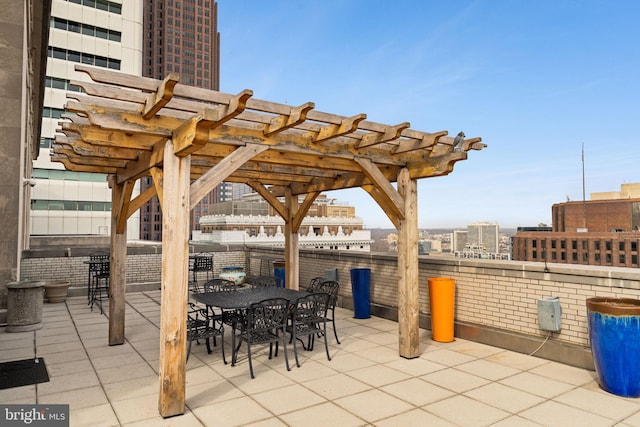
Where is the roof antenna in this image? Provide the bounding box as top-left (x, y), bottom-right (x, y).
top-left (582, 143), bottom-right (586, 229)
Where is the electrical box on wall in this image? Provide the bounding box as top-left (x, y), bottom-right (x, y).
top-left (537, 296), bottom-right (562, 332)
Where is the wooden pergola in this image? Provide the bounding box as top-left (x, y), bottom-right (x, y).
top-left (53, 65), bottom-right (485, 417)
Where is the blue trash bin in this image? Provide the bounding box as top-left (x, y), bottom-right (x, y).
top-left (273, 260), bottom-right (285, 287)
top-left (350, 268), bottom-right (371, 319)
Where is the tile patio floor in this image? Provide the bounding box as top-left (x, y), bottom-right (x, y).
top-left (2, 290), bottom-right (640, 426)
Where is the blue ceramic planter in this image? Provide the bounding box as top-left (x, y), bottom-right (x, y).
top-left (587, 297), bottom-right (640, 397)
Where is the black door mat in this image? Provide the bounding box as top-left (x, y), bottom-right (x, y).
top-left (0, 358), bottom-right (49, 390)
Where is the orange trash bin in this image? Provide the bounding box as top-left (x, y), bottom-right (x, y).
top-left (428, 278), bottom-right (456, 342)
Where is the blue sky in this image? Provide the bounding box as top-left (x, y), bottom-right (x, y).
top-left (217, 0), bottom-right (640, 229)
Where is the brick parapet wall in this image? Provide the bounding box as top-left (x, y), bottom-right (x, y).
top-left (20, 245), bottom-right (640, 351)
top-left (250, 248), bottom-right (640, 349)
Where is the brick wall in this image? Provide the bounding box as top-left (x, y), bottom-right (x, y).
top-left (21, 245), bottom-right (640, 363)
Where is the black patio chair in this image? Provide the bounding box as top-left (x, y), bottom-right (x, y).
top-left (189, 253), bottom-right (213, 291)
top-left (231, 297), bottom-right (291, 379)
top-left (203, 278), bottom-right (236, 293)
top-left (202, 278), bottom-right (243, 335)
top-left (186, 302), bottom-right (226, 364)
top-left (249, 275), bottom-right (280, 288)
top-left (307, 279), bottom-right (341, 344)
top-left (287, 292), bottom-right (331, 367)
top-left (88, 251), bottom-right (110, 314)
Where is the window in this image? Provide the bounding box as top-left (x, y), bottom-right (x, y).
top-left (606, 241), bottom-right (613, 251)
top-left (595, 241), bottom-right (601, 250)
top-left (582, 240), bottom-right (588, 250)
top-left (620, 254), bottom-right (626, 264)
top-left (620, 242), bottom-right (626, 251)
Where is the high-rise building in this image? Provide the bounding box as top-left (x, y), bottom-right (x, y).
top-left (32, 0), bottom-right (143, 238)
top-left (453, 222), bottom-right (505, 259)
top-left (467, 222), bottom-right (499, 254)
top-left (139, 0), bottom-right (221, 240)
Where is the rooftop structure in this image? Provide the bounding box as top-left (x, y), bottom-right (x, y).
top-left (33, 0), bottom-right (142, 239)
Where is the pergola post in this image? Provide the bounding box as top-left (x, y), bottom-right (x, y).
top-left (284, 187), bottom-right (300, 290)
top-left (158, 140), bottom-right (190, 417)
top-left (108, 180), bottom-right (127, 345)
top-left (397, 168), bottom-right (420, 358)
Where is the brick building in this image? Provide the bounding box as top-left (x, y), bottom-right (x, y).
top-left (513, 196), bottom-right (640, 268)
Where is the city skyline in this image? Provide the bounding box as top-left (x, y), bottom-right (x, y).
top-left (216, 0), bottom-right (640, 229)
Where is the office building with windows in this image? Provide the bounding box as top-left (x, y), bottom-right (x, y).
top-left (32, 0), bottom-right (143, 238)
top-left (513, 184), bottom-right (640, 268)
top-left (138, 0), bottom-right (222, 240)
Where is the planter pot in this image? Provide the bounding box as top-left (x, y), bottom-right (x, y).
top-left (586, 297), bottom-right (640, 397)
top-left (428, 278), bottom-right (456, 342)
top-left (43, 281), bottom-right (71, 303)
top-left (350, 268), bottom-right (371, 319)
top-left (6, 281), bottom-right (45, 332)
top-left (220, 266), bottom-right (246, 285)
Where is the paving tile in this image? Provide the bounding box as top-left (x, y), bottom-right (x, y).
top-left (251, 383), bottom-right (325, 415)
top-left (103, 376), bottom-right (158, 402)
top-left (334, 389), bottom-right (413, 423)
top-left (384, 355), bottom-right (446, 376)
top-left (226, 365), bottom-right (295, 395)
top-left (519, 400), bottom-right (615, 426)
top-left (381, 377), bottom-right (455, 407)
top-left (46, 358), bottom-right (94, 376)
top-left (485, 350), bottom-right (550, 371)
top-left (40, 385), bottom-right (109, 411)
top-left (111, 392), bottom-right (162, 424)
top-left (421, 367), bottom-right (491, 393)
top-left (455, 358), bottom-right (521, 381)
top-left (300, 372), bottom-right (371, 400)
top-left (420, 347), bottom-right (478, 369)
top-left (96, 361), bottom-right (157, 384)
top-left (376, 408), bottom-right (456, 427)
top-left (424, 395), bottom-right (510, 427)
top-left (279, 401), bottom-right (365, 427)
top-left (499, 371), bottom-right (577, 399)
top-left (464, 382), bottom-right (547, 413)
top-left (358, 344), bottom-right (402, 364)
top-left (444, 340), bottom-right (504, 358)
top-left (555, 387), bottom-right (640, 421)
top-left (530, 360), bottom-right (598, 386)
top-left (192, 395), bottom-right (273, 427)
top-left (186, 379), bottom-right (245, 408)
top-left (346, 363), bottom-right (411, 388)
top-left (122, 411), bottom-right (203, 426)
top-left (315, 351), bottom-right (377, 372)
top-left (68, 402), bottom-right (120, 427)
top-left (37, 370), bottom-right (101, 395)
